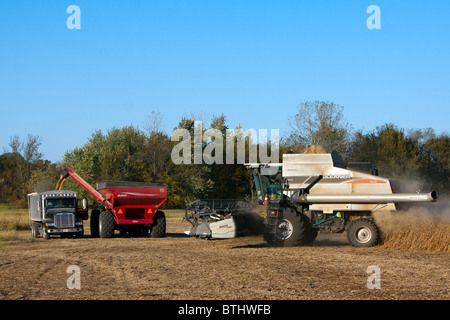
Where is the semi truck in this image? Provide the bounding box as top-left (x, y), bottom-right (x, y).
top-left (28, 190), bottom-right (88, 239)
top-left (246, 152), bottom-right (437, 247)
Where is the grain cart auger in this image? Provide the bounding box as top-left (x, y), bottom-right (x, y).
top-left (184, 199), bottom-right (264, 239)
top-left (246, 152), bottom-right (437, 247)
top-left (56, 167), bottom-right (167, 238)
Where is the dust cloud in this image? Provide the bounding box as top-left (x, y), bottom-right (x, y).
top-left (373, 198), bottom-right (450, 252)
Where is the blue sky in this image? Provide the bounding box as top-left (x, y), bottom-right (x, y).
top-left (1, 0), bottom-right (449, 162)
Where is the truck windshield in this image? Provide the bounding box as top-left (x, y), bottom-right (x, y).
top-left (45, 198), bottom-right (77, 209)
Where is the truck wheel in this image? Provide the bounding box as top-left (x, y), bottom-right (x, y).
top-left (31, 223), bottom-right (40, 238)
top-left (347, 218), bottom-right (380, 247)
top-left (43, 228), bottom-right (50, 240)
top-left (99, 211), bottom-right (116, 238)
top-left (271, 207), bottom-right (309, 246)
top-left (150, 210), bottom-right (166, 238)
top-left (75, 230), bottom-right (84, 238)
top-left (90, 210), bottom-right (100, 238)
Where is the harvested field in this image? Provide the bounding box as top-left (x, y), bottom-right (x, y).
top-left (0, 209), bottom-right (449, 301)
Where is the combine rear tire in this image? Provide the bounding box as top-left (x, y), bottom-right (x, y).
top-left (99, 211), bottom-right (115, 238)
top-left (150, 210), bottom-right (166, 238)
top-left (347, 218), bottom-right (380, 247)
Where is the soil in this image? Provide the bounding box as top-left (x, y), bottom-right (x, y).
top-left (0, 220), bottom-right (448, 300)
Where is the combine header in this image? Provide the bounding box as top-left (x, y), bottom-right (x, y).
top-left (56, 167), bottom-right (167, 238)
top-left (185, 199), bottom-right (264, 239)
top-left (247, 152), bottom-right (437, 247)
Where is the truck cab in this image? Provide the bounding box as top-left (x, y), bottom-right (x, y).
top-left (28, 191), bottom-right (88, 239)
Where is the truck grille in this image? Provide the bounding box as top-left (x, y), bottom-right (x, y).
top-left (54, 213), bottom-right (75, 228)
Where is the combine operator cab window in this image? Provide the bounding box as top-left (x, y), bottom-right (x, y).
top-left (253, 166), bottom-right (282, 203)
top-left (45, 198), bottom-right (77, 209)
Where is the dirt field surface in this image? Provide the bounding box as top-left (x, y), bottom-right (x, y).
top-left (0, 220), bottom-right (448, 300)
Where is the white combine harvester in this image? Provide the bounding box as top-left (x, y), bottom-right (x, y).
top-left (246, 151), bottom-right (436, 247)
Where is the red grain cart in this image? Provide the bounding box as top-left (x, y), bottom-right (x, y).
top-left (56, 167), bottom-right (167, 238)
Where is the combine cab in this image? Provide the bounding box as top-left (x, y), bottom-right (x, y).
top-left (247, 152), bottom-right (437, 247)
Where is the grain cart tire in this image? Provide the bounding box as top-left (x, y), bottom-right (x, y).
top-left (347, 218), bottom-right (380, 247)
top-left (150, 210), bottom-right (166, 238)
top-left (271, 207), bottom-right (309, 246)
top-left (90, 209), bottom-right (100, 238)
top-left (99, 211), bottom-right (116, 238)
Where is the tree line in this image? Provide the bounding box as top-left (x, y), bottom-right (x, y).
top-left (1, 102), bottom-right (448, 208)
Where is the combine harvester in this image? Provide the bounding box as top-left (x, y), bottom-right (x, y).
top-left (56, 167), bottom-right (167, 238)
top-left (246, 152), bottom-right (437, 247)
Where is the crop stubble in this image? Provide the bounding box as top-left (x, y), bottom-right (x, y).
top-left (0, 220), bottom-right (448, 300)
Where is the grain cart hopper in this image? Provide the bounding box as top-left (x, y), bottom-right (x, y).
top-left (28, 190), bottom-right (88, 239)
top-left (246, 152), bottom-right (437, 247)
top-left (185, 199), bottom-right (264, 239)
top-left (56, 167), bottom-right (167, 238)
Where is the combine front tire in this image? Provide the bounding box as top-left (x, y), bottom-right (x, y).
top-left (269, 207), bottom-right (310, 246)
top-left (99, 211), bottom-right (116, 238)
top-left (347, 218), bottom-right (380, 247)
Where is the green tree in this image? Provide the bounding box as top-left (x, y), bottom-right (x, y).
top-left (169, 116), bottom-right (214, 206)
top-left (348, 124), bottom-right (422, 180)
top-left (420, 132), bottom-right (449, 195)
top-left (0, 135), bottom-right (44, 205)
top-left (63, 126), bottom-right (148, 201)
top-left (0, 153), bottom-right (23, 203)
top-left (285, 101), bottom-right (352, 156)
top-left (27, 160), bottom-right (60, 193)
